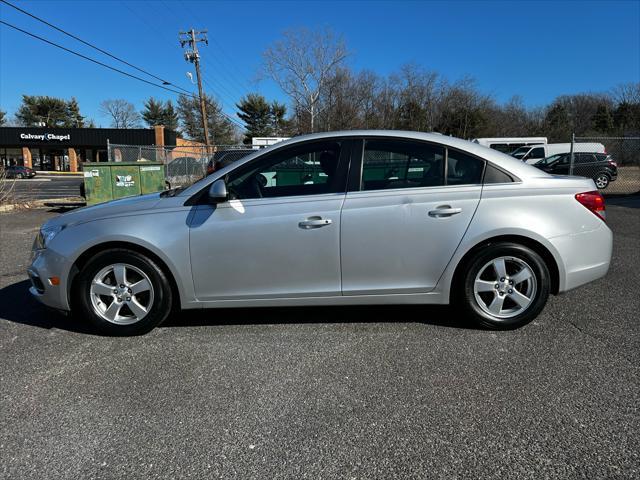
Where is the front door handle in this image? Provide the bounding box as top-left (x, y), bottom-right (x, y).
top-left (428, 205), bottom-right (462, 218)
top-left (299, 216), bottom-right (332, 229)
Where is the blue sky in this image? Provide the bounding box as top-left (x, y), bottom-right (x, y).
top-left (1, 0), bottom-right (639, 126)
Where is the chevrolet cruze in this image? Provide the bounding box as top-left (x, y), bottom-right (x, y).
top-left (28, 131), bottom-right (613, 335)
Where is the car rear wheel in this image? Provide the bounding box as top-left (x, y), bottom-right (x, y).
top-left (73, 249), bottom-right (173, 335)
top-left (594, 173), bottom-right (610, 189)
top-left (459, 242), bottom-right (550, 330)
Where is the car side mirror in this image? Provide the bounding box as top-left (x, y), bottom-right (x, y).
top-left (208, 179), bottom-right (228, 203)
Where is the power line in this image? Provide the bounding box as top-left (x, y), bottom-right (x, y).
top-left (120, 0), bottom-right (244, 117)
top-left (176, 0), bottom-right (254, 93)
top-left (0, 0), bottom-right (191, 94)
top-left (0, 19), bottom-right (196, 98)
top-left (0, 20), bottom-right (245, 131)
top-left (154, 0), bottom-right (250, 100)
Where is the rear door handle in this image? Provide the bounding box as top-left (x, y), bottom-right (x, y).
top-left (299, 216), bottom-right (332, 229)
top-left (428, 205), bottom-right (462, 218)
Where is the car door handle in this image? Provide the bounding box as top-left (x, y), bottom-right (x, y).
top-left (428, 206), bottom-right (462, 218)
top-left (299, 216), bottom-right (332, 229)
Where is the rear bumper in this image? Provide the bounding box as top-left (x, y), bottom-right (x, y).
top-left (549, 222), bottom-right (613, 293)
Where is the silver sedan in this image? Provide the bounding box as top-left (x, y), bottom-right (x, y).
top-left (28, 131), bottom-right (612, 335)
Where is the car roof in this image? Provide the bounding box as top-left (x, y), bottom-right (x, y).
top-left (275, 130), bottom-right (545, 178)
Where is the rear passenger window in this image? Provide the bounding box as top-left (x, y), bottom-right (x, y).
top-left (361, 140), bottom-right (445, 191)
top-left (447, 150), bottom-right (484, 185)
top-left (576, 153), bottom-right (596, 163)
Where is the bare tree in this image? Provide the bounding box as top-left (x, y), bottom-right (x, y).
top-left (611, 82), bottom-right (640, 105)
top-left (263, 27), bottom-right (348, 133)
top-left (99, 99), bottom-right (141, 128)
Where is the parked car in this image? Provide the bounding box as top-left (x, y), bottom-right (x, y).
top-left (28, 131), bottom-right (612, 335)
top-left (533, 152), bottom-right (618, 189)
top-left (511, 143), bottom-right (606, 164)
top-left (4, 165), bottom-right (36, 179)
top-left (206, 149), bottom-right (255, 175)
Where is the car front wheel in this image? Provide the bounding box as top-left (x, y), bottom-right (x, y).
top-left (73, 249), bottom-right (173, 335)
top-left (459, 242), bottom-right (550, 330)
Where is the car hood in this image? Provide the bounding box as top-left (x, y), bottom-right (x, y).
top-left (44, 193), bottom-right (163, 228)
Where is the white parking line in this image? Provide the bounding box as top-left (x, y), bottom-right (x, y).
top-left (1, 178), bottom-right (52, 182)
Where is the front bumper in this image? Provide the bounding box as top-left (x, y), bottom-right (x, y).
top-left (28, 248), bottom-right (71, 311)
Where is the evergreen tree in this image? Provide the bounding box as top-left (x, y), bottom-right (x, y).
top-left (177, 94), bottom-right (236, 144)
top-left (236, 94), bottom-right (273, 144)
top-left (544, 103), bottom-right (571, 142)
top-left (270, 100), bottom-right (288, 136)
top-left (163, 100), bottom-right (179, 132)
top-left (15, 95), bottom-right (83, 127)
top-left (142, 98), bottom-right (180, 133)
top-left (66, 97), bottom-right (85, 127)
top-left (141, 98), bottom-right (165, 126)
top-left (592, 104), bottom-right (614, 133)
top-left (0, 109), bottom-right (6, 126)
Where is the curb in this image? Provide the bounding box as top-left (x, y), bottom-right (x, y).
top-left (0, 197), bottom-right (85, 213)
top-left (36, 171), bottom-right (83, 176)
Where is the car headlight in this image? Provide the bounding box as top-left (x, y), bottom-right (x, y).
top-left (34, 224), bottom-right (64, 250)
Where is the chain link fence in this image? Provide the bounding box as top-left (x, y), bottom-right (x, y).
top-left (107, 143), bottom-right (256, 187)
top-left (107, 137), bottom-right (640, 195)
top-left (570, 136), bottom-right (640, 195)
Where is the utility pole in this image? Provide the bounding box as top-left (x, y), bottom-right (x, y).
top-left (179, 29), bottom-right (211, 147)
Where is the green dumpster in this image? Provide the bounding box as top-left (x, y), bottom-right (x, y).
top-left (83, 162), bottom-right (166, 205)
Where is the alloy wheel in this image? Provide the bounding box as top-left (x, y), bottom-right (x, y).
top-left (89, 263), bottom-right (154, 325)
top-left (473, 256), bottom-right (537, 319)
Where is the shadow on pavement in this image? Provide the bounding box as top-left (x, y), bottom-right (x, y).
top-left (0, 280), bottom-right (93, 334)
top-left (164, 303), bottom-right (471, 330)
top-left (1, 280), bottom-right (473, 334)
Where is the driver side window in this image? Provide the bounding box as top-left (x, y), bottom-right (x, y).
top-left (227, 142), bottom-right (343, 200)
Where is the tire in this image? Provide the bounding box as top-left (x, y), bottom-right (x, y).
top-left (458, 242), bottom-right (550, 330)
top-left (73, 249), bottom-right (173, 335)
top-left (17, 173), bottom-right (24, 179)
top-left (594, 173), bottom-right (610, 189)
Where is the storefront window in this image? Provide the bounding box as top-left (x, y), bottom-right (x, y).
top-left (1, 148), bottom-right (24, 167)
top-left (30, 148), bottom-right (42, 169)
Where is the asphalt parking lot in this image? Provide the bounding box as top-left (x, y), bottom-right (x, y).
top-left (0, 200), bottom-right (638, 479)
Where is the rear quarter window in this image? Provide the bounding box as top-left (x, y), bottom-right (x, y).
top-left (483, 163), bottom-right (514, 184)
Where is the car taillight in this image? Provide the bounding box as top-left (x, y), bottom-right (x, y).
top-left (608, 160), bottom-right (617, 167)
top-left (575, 191), bottom-right (606, 221)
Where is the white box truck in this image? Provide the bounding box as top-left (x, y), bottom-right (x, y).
top-left (471, 137), bottom-right (547, 153)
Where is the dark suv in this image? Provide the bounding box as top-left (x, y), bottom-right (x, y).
top-left (533, 153), bottom-right (617, 189)
top-left (3, 165), bottom-right (37, 179)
